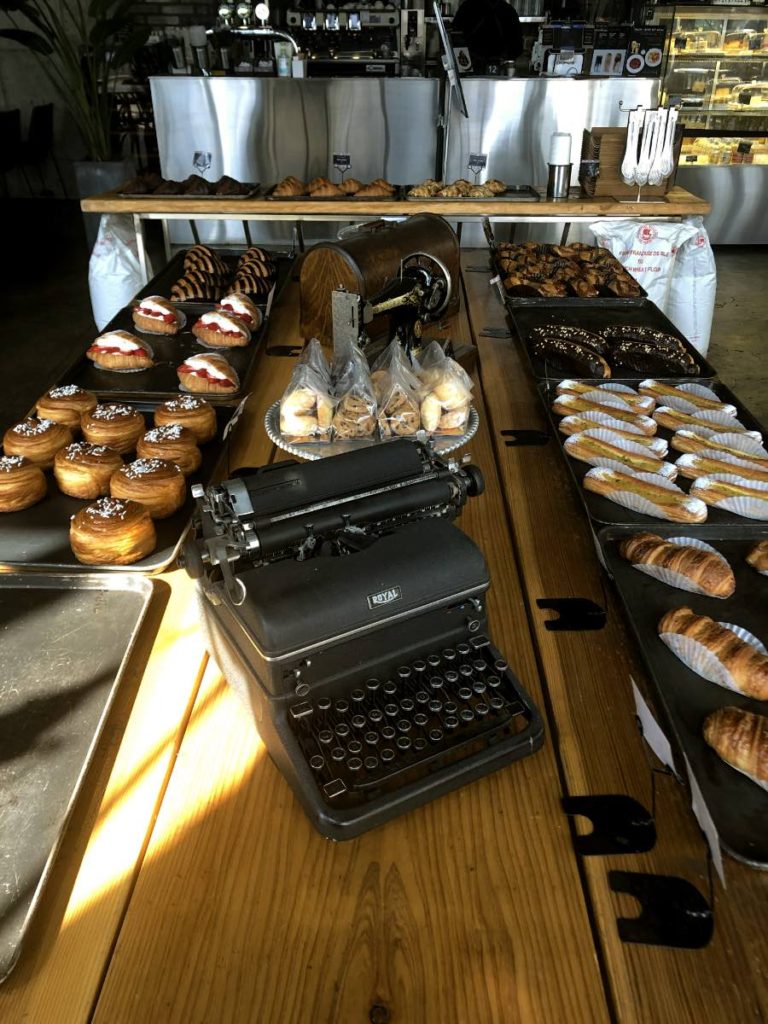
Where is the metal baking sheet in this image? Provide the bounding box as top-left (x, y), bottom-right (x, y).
top-left (0, 571), bottom-right (155, 981)
top-left (510, 301), bottom-right (716, 380)
top-left (57, 250), bottom-right (294, 406)
top-left (493, 246), bottom-right (649, 307)
top-left (599, 524), bottom-right (768, 867)
top-left (0, 403), bottom-right (235, 574)
top-left (118, 183), bottom-right (260, 199)
top-left (263, 184), bottom-right (404, 201)
top-left (540, 378), bottom-right (766, 530)
top-left (405, 185), bottom-right (540, 202)
top-left (265, 401), bottom-right (479, 461)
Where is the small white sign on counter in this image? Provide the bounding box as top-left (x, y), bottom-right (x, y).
top-left (684, 753), bottom-right (726, 889)
top-left (631, 678), bottom-right (677, 777)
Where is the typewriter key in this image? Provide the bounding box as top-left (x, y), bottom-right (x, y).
top-left (366, 678), bottom-right (381, 693)
top-left (369, 708), bottom-right (384, 724)
top-left (475, 703), bottom-right (489, 717)
top-left (458, 687), bottom-right (473, 702)
top-left (384, 703), bottom-right (399, 718)
top-left (444, 715), bottom-right (459, 731)
top-left (473, 660), bottom-right (487, 674)
top-left (348, 757), bottom-right (363, 772)
top-left (473, 681), bottom-right (487, 695)
top-left (381, 748), bottom-right (395, 763)
top-left (428, 728), bottom-right (443, 743)
top-left (494, 659), bottom-right (508, 673)
top-left (397, 666), bottom-right (411, 682)
top-left (348, 740), bottom-right (363, 755)
top-left (396, 719), bottom-right (412, 734)
top-left (414, 712), bottom-right (429, 728)
top-left (457, 643), bottom-right (471, 658)
top-left (335, 699), bottom-right (350, 714)
top-left (335, 723), bottom-right (350, 738)
top-left (318, 729), bottom-right (334, 745)
top-left (331, 747), bottom-right (346, 762)
top-left (429, 676), bottom-right (443, 691)
top-left (470, 634), bottom-right (490, 649)
top-left (364, 731), bottom-right (379, 746)
top-left (412, 659), bottom-right (427, 676)
top-left (364, 756), bottom-right (379, 771)
top-left (460, 708), bottom-right (475, 723)
top-left (489, 696), bottom-right (505, 712)
top-left (317, 697), bottom-right (332, 712)
top-left (351, 688), bottom-right (366, 704)
top-left (381, 725), bottom-right (396, 741)
top-left (309, 754), bottom-right (325, 771)
top-left (487, 674), bottom-right (502, 689)
top-left (351, 714), bottom-right (366, 730)
top-left (400, 697), bottom-right (414, 713)
top-left (428, 698), bottom-right (443, 714)
top-left (383, 682), bottom-right (398, 697)
top-left (427, 654), bottom-right (442, 670)
top-left (415, 690), bottom-right (430, 705)
top-left (396, 736), bottom-right (412, 752)
top-left (444, 670), bottom-right (459, 686)
top-left (459, 664), bottom-right (473, 680)
top-left (442, 648), bottom-right (457, 663)
top-left (444, 701), bottom-right (457, 715)
top-left (413, 737), bottom-right (428, 752)
top-left (289, 702), bottom-right (313, 720)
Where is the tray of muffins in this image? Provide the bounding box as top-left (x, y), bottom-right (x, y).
top-left (58, 244), bottom-right (293, 405)
top-left (264, 175), bottom-right (401, 199)
top-left (0, 387), bottom-right (235, 572)
top-left (118, 172), bottom-right (260, 199)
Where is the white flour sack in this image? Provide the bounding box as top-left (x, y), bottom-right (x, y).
top-left (590, 220), bottom-right (697, 311)
top-left (88, 214), bottom-right (147, 330)
top-left (666, 217), bottom-right (717, 358)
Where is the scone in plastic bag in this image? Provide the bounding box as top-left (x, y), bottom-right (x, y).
top-left (332, 343), bottom-right (377, 441)
top-left (371, 341), bottom-right (422, 438)
top-left (418, 341), bottom-right (473, 436)
top-left (279, 365), bottom-right (334, 442)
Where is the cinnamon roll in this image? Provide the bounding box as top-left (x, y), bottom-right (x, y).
top-left (36, 385), bottom-right (97, 430)
top-left (70, 497), bottom-right (157, 565)
top-left (136, 424), bottom-right (201, 475)
top-left (81, 404), bottom-right (146, 455)
top-left (154, 395), bottom-right (217, 444)
top-left (110, 457), bottom-right (186, 518)
top-left (54, 441), bottom-right (123, 499)
top-left (0, 454), bottom-right (47, 512)
top-left (3, 417), bottom-right (73, 469)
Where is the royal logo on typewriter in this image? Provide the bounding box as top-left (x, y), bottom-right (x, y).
top-left (367, 586), bottom-right (402, 610)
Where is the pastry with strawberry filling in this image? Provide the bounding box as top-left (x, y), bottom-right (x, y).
top-left (87, 331), bottom-right (154, 371)
top-left (177, 354), bottom-right (240, 395)
top-left (132, 295), bottom-right (182, 335)
top-left (192, 310), bottom-right (251, 348)
top-left (216, 292), bottom-right (262, 330)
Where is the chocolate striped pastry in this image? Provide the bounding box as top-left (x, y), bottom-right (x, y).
top-left (603, 326), bottom-right (687, 352)
top-left (531, 336), bottom-right (611, 379)
top-left (612, 341), bottom-right (699, 377)
top-left (238, 246), bottom-right (273, 267)
top-left (236, 258), bottom-right (272, 279)
top-left (232, 273), bottom-right (273, 297)
top-left (529, 325), bottom-right (608, 356)
top-left (171, 270), bottom-right (225, 302)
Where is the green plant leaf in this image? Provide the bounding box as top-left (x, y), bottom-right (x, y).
top-left (14, 2), bottom-right (53, 35)
top-left (0, 26), bottom-right (53, 53)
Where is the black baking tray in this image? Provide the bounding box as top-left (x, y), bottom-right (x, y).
top-left (57, 249), bottom-right (294, 406)
top-left (117, 184), bottom-right (260, 199)
top-left (492, 246), bottom-right (648, 307)
top-left (599, 523), bottom-right (768, 867)
top-left (510, 300), bottom-right (717, 380)
top-left (540, 377), bottom-right (766, 529)
top-left (0, 402), bottom-right (234, 574)
top-left (0, 571), bottom-right (155, 981)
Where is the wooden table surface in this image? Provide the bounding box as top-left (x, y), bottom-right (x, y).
top-left (2, 255), bottom-right (765, 1024)
top-left (80, 186), bottom-right (711, 219)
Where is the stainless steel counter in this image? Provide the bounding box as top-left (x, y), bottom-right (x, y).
top-left (676, 165), bottom-right (768, 244)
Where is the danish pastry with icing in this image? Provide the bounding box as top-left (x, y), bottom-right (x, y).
top-left (81, 404), bottom-right (146, 454)
top-left (0, 454), bottom-right (47, 512)
top-left (110, 457), bottom-right (186, 518)
top-left (177, 354), bottom-right (240, 394)
top-left (3, 417), bottom-right (73, 469)
top-left (36, 385), bottom-right (97, 429)
top-left (136, 423), bottom-right (201, 475)
top-left (192, 310), bottom-right (251, 348)
top-left (86, 330), bottom-right (154, 371)
top-left (132, 295), bottom-right (182, 335)
top-left (154, 395), bottom-right (217, 444)
top-left (54, 441), bottom-right (123, 499)
top-left (70, 496), bottom-right (156, 565)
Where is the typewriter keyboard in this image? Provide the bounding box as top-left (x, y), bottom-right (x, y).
top-left (287, 634), bottom-right (538, 808)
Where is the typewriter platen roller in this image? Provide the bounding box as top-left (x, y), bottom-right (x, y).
top-left (185, 441), bottom-right (543, 839)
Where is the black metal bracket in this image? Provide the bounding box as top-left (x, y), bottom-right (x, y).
top-left (501, 429), bottom-right (549, 447)
top-left (562, 795), bottom-right (656, 856)
top-left (537, 597), bottom-right (607, 631)
top-left (479, 327), bottom-right (512, 339)
top-left (609, 871), bottom-right (713, 949)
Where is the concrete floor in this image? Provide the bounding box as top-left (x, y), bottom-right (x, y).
top-left (0, 200), bottom-right (765, 430)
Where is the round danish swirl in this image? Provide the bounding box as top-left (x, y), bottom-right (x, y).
top-left (3, 417), bottom-right (73, 469)
top-left (81, 404), bottom-right (146, 454)
top-left (154, 395), bottom-right (217, 444)
top-left (36, 385), bottom-right (98, 429)
top-left (136, 424), bottom-right (201, 475)
top-left (0, 454), bottom-right (47, 512)
top-left (110, 457), bottom-right (186, 518)
top-left (70, 496), bottom-right (156, 565)
top-left (54, 441), bottom-right (123, 499)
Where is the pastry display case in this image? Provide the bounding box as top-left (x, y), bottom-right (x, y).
top-left (653, 5), bottom-right (768, 240)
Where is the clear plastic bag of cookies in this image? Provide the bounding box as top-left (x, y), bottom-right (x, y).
top-left (332, 345), bottom-right (378, 441)
top-left (297, 337), bottom-right (332, 384)
top-left (371, 341), bottom-right (423, 438)
top-left (418, 341), bottom-right (474, 436)
top-left (279, 365), bottom-right (335, 442)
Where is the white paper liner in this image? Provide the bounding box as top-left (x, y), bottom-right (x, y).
top-left (655, 407), bottom-right (763, 442)
top-left (632, 536), bottom-right (733, 598)
top-left (195, 337), bottom-right (251, 351)
top-left (554, 396), bottom-right (656, 434)
top-left (133, 310), bottom-right (187, 335)
top-left (690, 473), bottom-right (768, 520)
top-left (581, 390), bottom-right (634, 411)
top-left (557, 380), bottom-right (654, 412)
top-left (560, 411), bottom-right (645, 436)
top-left (677, 450), bottom-right (768, 482)
top-left (660, 621), bottom-right (767, 695)
top-left (565, 429), bottom-right (675, 478)
top-left (584, 468), bottom-right (708, 522)
top-left (661, 393), bottom-right (738, 418)
top-left (708, 432), bottom-right (768, 460)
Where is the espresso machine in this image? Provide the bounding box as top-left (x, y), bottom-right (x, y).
top-left (285, 3), bottom-right (401, 75)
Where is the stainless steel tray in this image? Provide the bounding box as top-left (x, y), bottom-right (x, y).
top-left (118, 184), bottom-right (260, 199)
top-left (265, 401), bottom-right (479, 460)
top-left (0, 403), bottom-right (236, 574)
top-left (406, 185), bottom-right (540, 202)
top-left (0, 571), bottom-right (155, 982)
top-left (263, 184), bottom-right (403, 201)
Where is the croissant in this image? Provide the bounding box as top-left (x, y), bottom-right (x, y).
top-left (658, 607), bottom-right (768, 700)
top-left (747, 540), bottom-right (768, 573)
top-left (339, 178), bottom-right (362, 194)
top-left (704, 706), bottom-right (768, 784)
top-left (620, 532), bottom-right (735, 598)
top-left (354, 183), bottom-right (391, 197)
top-left (307, 176), bottom-right (331, 192)
top-left (272, 180), bottom-right (305, 197)
top-left (309, 182), bottom-right (343, 197)
top-left (370, 178), bottom-right (395, 193)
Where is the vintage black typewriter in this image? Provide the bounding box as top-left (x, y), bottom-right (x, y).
top-left (184, 440), bottom-right (543, 839)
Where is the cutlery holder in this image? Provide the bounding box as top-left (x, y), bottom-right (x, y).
top-left (579, 126), bottom-right (683, 198)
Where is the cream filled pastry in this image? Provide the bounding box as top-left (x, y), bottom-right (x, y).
top-left (136, 423), bottom-right (201, 475)
top-left (132, 294), bottom-right (182, 334)
top-left (0, 454), bottom-right (47, 512)
top-left (3, 417), bottom-right (73, 469)
top-left (36, 384), bottom-right (97, 429)
top-left (216, 292), bottom-right (262, 329)
top-left (81, 403), bottom-right (146, 454)
top-left (70, 496), bottom-right (156, 565)
top-left (54, 441), bottom-right (123, 499)
top-left (110, 457), bottom-right (186, 518)
top-left (154, 395), bottom-right (217, 444)
top-left (86, 330), bottom-right (154, 371)
top-left (192, 310), bottom-right (251, 348)
top-left (177, 354), bottom-right (239, 394)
